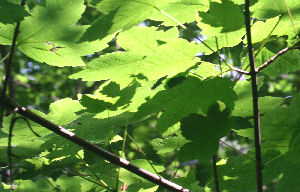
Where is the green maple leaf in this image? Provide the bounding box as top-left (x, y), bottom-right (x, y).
top-left (134, 76), bottom-right (237, 133)
top-left (250, 0), bottom-right (300, 38)
top-left (82, 0), bottom-right (208, 42)
top-left (196, 0), bottom-right (245, 54)
top-left (81, 0), bottom-right (160, 41)
top-left (178, 103), bottom-right (233, 162)
top-left (198, 0), bottom-right (244, 33)
top-left (0, 0), bottom-right (114, 67)
top-left (71, 26), bottom-right (200, 87)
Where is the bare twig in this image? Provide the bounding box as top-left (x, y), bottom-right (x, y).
top-left (127, 133), bottom-right (161, 176)
top-left (244, 1), bottom-right (263, 192)
top-left (219, 140), bottom-right (255, 162)
top-left (65, 168), bottom-right (113, 191)
top-left (283, 0), bottom-right (299, 39)
top-left (8, 114), bottom-right (17, 190)
top-left (256, 47), bottom-right (290, 72)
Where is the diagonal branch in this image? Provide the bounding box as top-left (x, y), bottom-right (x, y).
top-left (1, 96), bottom-right (191, 192)
top-left (256, 47), bottom-right (290, 72)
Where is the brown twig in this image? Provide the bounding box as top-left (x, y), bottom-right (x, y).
top-left (256, 47), bottom-right (290, 72)
top-left (244, 1), bottom-right (263, 192)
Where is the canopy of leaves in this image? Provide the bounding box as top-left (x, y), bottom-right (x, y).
top-left (1, 0), bottom-right (300, 191)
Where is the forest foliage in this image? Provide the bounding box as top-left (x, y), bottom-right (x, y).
top-left (0, 0), bottom-right (300, 191)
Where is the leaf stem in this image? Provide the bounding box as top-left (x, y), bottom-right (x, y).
top-left (219, 140), bottom-right (256, 162)
top-left (116, 113), bottom-right (129, 191)
top-left (283, 0), bottom-right (299, 39)
top-left (126, 133), bottom-right (160, 176)
top-left (0, 52), bottom-right (10, 65)
top-left (76, 153), bottom-right (107, 187)
top-left (244, 1), bottom-right (263, 192)
top-left (65, 168), bottom-right (114, 191)
top-left (212, 155), bottom-right (220, 192)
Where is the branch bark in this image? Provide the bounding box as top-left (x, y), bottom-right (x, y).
top-left (1, 96), bottom-right (191, 192)
top-left (0, 0), bottom-right (26, 127)
top-left (256, 47), bottom-right (290, 72)
top-left (244, 1), bottom-right (263, 192)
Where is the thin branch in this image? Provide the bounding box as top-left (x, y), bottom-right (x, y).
top-left (244, 1), bottom-right (263, 192)
top-left (0, 52), bottom-right (10, 65)
top-left (212, 155), bottom-right (220, 192)
top-left (7, 115), bottom-right (40, 189)
top-left (116, 122), bottom-right (128, 191)
top-left (232, 67), bottom-right (250, 75)
top-left (283, 0), bottom-right (299, 39)
top-left (0, 0), bottom-right (26, 128)
top-left (127, 133), bottom-right (160, 176)
top-left (8, 114), bottom-right (17, 190)
top-left (76, 153), bottom-right (106, 187)
top-left (219, 140), bottom-right (255, 162)
top-left (256, 47), bottom-right (290, 72)
top-left (1, 96), bottom-right (191, 192)
top-left (65, 168), bottom-right (113, 191)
